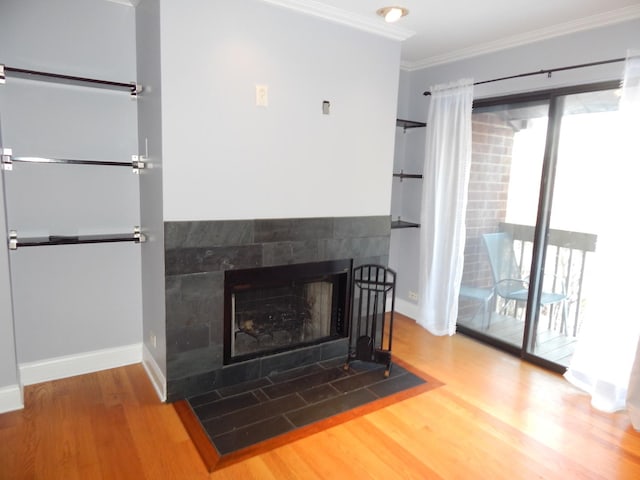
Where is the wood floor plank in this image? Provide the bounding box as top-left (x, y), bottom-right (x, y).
top-left (342, 416), bottom-right (443, 479)
top-left (2, 313), bottom-right (640, 479)
top-left (269, 440), bottom-right (350, 480)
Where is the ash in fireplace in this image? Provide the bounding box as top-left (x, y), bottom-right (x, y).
top-left (229, 277), bottom-right (337, 361)
top-left (234, 300), bottom-right (312, 353)
top-left (236, 303), bottom-right (311, 337)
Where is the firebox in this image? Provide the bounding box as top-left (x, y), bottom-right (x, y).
top-left (223, 259), bottom-right (352, 364)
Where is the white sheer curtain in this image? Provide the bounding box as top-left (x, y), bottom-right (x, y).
top-left (564, 50), bottom-right (640, 417)
top-left (417, 79), bottom-right (474, 335)
top-left (623, 50), bottom-right (640, 429)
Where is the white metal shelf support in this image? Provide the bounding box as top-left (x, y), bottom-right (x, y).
top-left (1, 148), bottom-right (12, 171)
top-left (131, 155), bottom-right (146, 174)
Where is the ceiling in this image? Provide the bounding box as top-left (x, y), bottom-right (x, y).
top-left (264, 0), bottom-right (640, 71)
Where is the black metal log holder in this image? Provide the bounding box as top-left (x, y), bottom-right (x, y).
top-left (345, 264), bottom-right (396, 377)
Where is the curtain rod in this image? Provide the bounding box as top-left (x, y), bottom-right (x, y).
top-left (422, 57), bottom-right (625, 96)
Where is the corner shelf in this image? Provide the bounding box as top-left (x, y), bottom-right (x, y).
top-left (393, 171), bottom-right (423, 181)
top-left (391, 117), bottom-right (425, 231)
top-left (391, 219), bottom-right (420, 229)
top-left (396, 118), bottom-right (426, 132)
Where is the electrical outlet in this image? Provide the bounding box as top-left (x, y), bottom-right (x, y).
top-left (150, 332), bottom-right (157, 349)
top-left (408, 291), bottom-right (418, 301)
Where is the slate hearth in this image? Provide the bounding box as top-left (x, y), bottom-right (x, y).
top-left (176, 357), bottom-right (434, 470)
top-left (164, 216), bottom-right (390, 401)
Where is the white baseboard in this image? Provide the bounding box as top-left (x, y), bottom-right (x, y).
top-left (394, 298), bottom-right (419, 321)
top-left (0, 384), bottom-right (23, 413)
top-left (19, 343), bottom-right (142, 386)
top-left (142, 344), bottom-right (166, 402)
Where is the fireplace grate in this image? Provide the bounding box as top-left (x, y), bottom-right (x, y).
top-left (224, 259), bottom-right (352, 364)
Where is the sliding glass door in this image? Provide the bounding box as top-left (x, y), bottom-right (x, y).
top-left (528, 87), bottom-right (623, 367)
top-left (457, 99), bottom-right (549, 349)
top-left (457, 82), bottom-right (622, 372)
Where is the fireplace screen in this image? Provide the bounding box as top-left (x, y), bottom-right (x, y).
top-left (224, 260), bottom-right (351, 364)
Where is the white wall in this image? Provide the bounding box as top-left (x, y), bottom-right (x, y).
top-left (0, 0), bottom-right (142, 368)
top-left (390, 18), bottom-right (640, 316)
top-left (159, 0), bottom-right (401, 221)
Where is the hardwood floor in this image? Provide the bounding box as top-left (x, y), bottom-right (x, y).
top-left (2, 313), bottom-right (639, 479)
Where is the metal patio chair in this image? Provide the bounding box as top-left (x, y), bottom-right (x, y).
top-left (482, 232), bottom-right (567, 331)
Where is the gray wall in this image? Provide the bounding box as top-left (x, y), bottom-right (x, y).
top-left (0, 171), bottom-right (19, 390)
top-left (136, 0), bottom-right (167, 378)
top-left (0, 0), bottom-right (142, 363)
top-left (159, 0), bottom-right (401, 222)
top-left (390, 18), bottom-right (640, 315)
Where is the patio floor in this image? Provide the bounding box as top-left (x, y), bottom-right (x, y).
top-left (457, 311), bottom-right (577, 367)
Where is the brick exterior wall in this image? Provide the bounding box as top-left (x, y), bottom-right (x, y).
top-left (458, 113), bottom-right (515, 320)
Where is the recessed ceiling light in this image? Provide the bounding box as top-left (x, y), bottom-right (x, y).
top-left (376, 6), bottom-right (409, 23)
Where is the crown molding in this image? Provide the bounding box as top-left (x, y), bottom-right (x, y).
top-left (104, 0), bottom-right (139, 6)
top-left (261, 0), bottom-right (415, 41)
top-left (401, 4), bottom-right (640, 71)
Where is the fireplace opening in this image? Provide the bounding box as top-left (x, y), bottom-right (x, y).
top-left (223, 259), bottom-right (352, 364)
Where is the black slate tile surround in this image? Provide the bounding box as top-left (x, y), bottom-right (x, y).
top-left (187, 359), bottom-right (426, 456)
top-left (164, 216), bottom-right (390, 401)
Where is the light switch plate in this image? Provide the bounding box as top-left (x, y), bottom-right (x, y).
top-left (256, 84), bottom-right (268, 107)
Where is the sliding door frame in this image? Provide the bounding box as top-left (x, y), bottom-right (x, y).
top-left (458, 80), bottom-right (621, 374)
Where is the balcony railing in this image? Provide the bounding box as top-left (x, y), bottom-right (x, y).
top-left (499, 222), bottom-right (597, 336)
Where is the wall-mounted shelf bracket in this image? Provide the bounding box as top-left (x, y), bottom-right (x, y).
top-left (132, 155), bottom-right (146, 174)
top-left (133, 226), bottom-right (146, 243)
top-left (1, 148), bottom-right (12, 171)
top-left (8, 230), bottom-right (18, 250)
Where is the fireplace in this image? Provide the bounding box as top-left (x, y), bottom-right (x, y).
top-left (164, 216), bottom-right (390, 401)
top-left (224, 259), bottom-right (352, 364)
